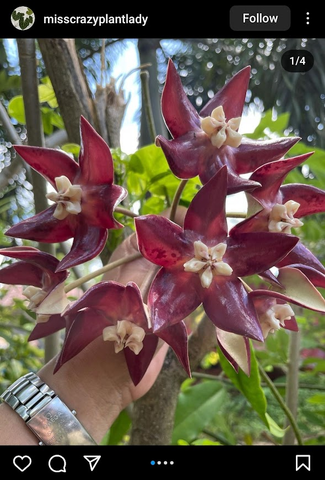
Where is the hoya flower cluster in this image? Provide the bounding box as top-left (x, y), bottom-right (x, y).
top-left (2, 59), bottom-right (325, 385)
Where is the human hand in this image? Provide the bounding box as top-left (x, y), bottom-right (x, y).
top-left (38, 206), bottom-right (187, 443)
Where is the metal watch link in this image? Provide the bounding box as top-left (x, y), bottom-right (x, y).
top-left (0, 372), bottom-right (96, 445)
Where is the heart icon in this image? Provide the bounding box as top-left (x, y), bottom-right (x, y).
top-left (13, 455), bottom-right (32, 472)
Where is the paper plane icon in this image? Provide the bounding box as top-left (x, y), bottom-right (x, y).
top-left (83, 455), bottom-right (101, 472)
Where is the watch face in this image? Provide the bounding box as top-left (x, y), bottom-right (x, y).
top-left (27, 396), bottom-right (95, 446)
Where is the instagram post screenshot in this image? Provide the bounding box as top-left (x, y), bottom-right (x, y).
top-left (0, 3), bottom-right (324, 476)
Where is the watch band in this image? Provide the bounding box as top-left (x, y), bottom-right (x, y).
top-left (0, 372), bottom-right (96, 445)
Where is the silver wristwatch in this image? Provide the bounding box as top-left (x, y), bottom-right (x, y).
top-left (0, 372), bottom-right (96, 445)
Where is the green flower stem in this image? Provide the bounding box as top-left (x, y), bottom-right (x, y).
top-left (258, 363), bottom-right (303, 445)
top-left (64, 252), bottom-right (142, 293)
top-left (115, 206), bottom-right (139, 218)
top-left (169, 179), bottom-right (188, 222)
top-left (192, 371), bottom-right (325, 390)
top-left (226, 211), bottom-right (247, 218)
top-left (140, 70), bottom-right (156, 143)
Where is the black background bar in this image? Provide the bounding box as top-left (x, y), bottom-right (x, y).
top-left (2, 445), bottom-right (324, 477)
top-left (2, 4), bottom-right (318, 38)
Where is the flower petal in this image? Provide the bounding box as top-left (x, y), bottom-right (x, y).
top-left (276, 242), bottom-right (325, 275)
top-left (160, 59), bottom-right (201, 138)
top-left (281, 183), bottom-right (325, 217)
top-left (259, 269), bottom-right (284, 288)
top-left (158, 132), bottom-right (262, 194)
top-left (56, 222), bottom-right (108, 271)
top-left (221, 169), bottom-right (261, 195)
top-left (156, 131), bottom-right (208, 179)
top-left (226, 232), bottom-right (299, 277)
top-left (248, 153), bottom-right (313, 208)
top-left (200, 66), bottom-right (251, 120)
top-left (157, 321), bottom-right (191, 377)
top-left (276, 267), bottom-right (325, 312)
top-left (124, 334), bottom-right (158, 386)
top-left (82, 184), bottom-right (127, 229)
top-left (78, 116), bottom-right (114, 185)
top-left (233, 136), bottom-right (301, 175)
top-left (217, 328), bottom-right (251, 375)
top-left (229, 209), bottom-right (267, 235)
top-left (36, 283), bottom-right (69, 316)
top-left (124, 282), bottom-right (150, 330)
top-left (28, 314), bottom-right (66, 341)
top-left (0, 261), bottom-right (44, 288)
top-left (202, 279), bottom-right (264, 341)
top-left (285, 264), bottom-right (325, 289)
top-left (149, 269), bottom-right (202, 332)
top-left (0, 246), bottom-right (61, 273)
top-left (250, 267), bottom-right (325, 313)
top-left (14, 145), bottom-right (79, 189)
top-left (135, 215), bottom-right (191, 268)
top-left (64, 281), bottom-right (125, 318)
top-left (54, 309), bottom-right (107, 373)
top-left (64, 280), bottom-right (149, 330)
top-left (6, 206), bottom-right (73, 243)
top-left (184, 165), bottom-right (228, 240)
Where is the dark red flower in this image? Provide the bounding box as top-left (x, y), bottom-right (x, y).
top-left (0, 246), bottom-right (68, 335)
top-left (6, 116), bottom-right (127, 272)
top-left (230, 152), bottom-right (324, 234)
top-left (230, 153), bottom-right (325, 286)
top-left (250, 266), bottom-right (325, 322)
top-left (156, 59), bottom-right (300, 194)
top-left (135, 166), bottom-right (299, 340)
top-left (217, 265), bottom-right (325, 375)
top-left (53, 281), bottom-right (190, 386)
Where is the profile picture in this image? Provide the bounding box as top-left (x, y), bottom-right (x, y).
top-left (11, 6), bottom-right (35, 30)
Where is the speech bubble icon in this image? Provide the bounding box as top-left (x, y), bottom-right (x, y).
top-left (48, 454), bottom-right (67, 473)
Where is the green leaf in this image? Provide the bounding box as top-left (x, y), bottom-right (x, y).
top-left (40, 108), bottom-right (64, 135)
top-left (38, 84), bottom-right (58, 108)
top-left (8, 95), bottom-right (26, 124)
top-left (178, 438), bottom-right (221, 445)
top-left (245, 110), bottom-right (290, 139)
top-left (61, 143), bottom-right (81, 158)
top-left (218, 341), bottom-right (269, 428)
top-left (100, 409), bottom-right (131, 445)
top-left (265, 413), bottom-right (287, 438)
top-left (131, 143), bottom-right (169, 177)
top-left (172, 380), bottom-right (227, 444)
top-left (191, 438), bottom-right (221, 445)
top-left (307, 393), bottom-right (325, 404)
top-left (141, 196), bottom-right (165, 215)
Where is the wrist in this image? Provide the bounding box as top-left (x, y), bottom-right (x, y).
top-left (39, 337), bottom-right (134, 444)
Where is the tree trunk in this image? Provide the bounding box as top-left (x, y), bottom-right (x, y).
top-left (130, 316), bottom-right (217, 444)
top-left (138, 38), bottom-right (168, 146)
top-left (37, 38), bottom-right (97, 144)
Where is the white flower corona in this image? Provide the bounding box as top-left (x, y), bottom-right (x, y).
top-left (23, 283), bottom-right (69, 324)
top-left (268, 200), bottom-right (303, 234)
top-left (184, 240), bottom-right (233, 288)
top-left (259, 303), bottom-right (294, 339)
top-left (103, 320), bottom-right (146, 354)
top-left (200, 105), bottom-right (242, 148)
top-left (46, 175), bottom-right (82, 220)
